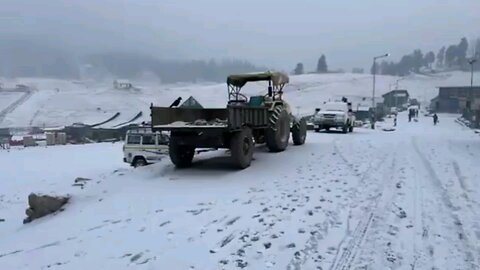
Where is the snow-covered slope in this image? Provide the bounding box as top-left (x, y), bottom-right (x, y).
top-left (1, 113), bottom-right (480, 269)
top-left (0, 71), bottom-right (477, 128)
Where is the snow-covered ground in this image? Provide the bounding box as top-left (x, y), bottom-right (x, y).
top-left (1, 112), bottom-right (480, 269)
top-left (0, 71), bottom-right (477, 128)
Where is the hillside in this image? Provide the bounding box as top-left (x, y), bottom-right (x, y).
top-left (0, 71), bottom-right (476, 128)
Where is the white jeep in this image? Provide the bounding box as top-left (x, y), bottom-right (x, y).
top-left (123, 129), bottom-right (169, 167)
top-left (313, 102), bottom-right (355, 133)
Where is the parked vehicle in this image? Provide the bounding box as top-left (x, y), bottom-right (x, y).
top-left (312, 101), bottom-right (355, 133)
top-left (150, 72), bottom-right (307, 169)
top-left (123, 128), bottom-right (169, 167)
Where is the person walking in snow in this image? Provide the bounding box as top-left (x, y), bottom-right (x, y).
top-left (433, 113), bottom-right (438, 125)
top-left (394, 115), bottom-right (397, 127)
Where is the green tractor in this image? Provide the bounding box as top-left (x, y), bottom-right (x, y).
top-left (150, 71), bottom-right (307, 169)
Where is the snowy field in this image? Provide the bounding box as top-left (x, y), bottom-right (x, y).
top-left (1, 113), bottom-right (480, 269)
top-left (0, 71), bottom-right (477, 128)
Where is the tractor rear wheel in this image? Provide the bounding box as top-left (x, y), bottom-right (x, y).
top-left (169, 137), bottom-right (195, 168)
top-left (266, 108), bottom-right (290, 152)
top-left (230, 127), bottom-right (254, 169)
top-left (292, 118), bottom-right (307, 145)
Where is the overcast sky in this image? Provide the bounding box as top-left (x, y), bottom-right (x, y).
top-left (1, 0), bottom-right (480, 71)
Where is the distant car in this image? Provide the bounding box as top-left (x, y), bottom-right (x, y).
top-left (312, 102), bottom-right (356, 133)
top-left (123, 129), bottom-right (169, 167)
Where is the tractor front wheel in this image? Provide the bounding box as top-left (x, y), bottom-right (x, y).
top-left (292, 118), bottom-right (307, 145)
top-left (266, 109), bottom-right (290, 152)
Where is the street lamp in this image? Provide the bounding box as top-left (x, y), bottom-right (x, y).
top-left (468, 58), bottom-right (477, 111)
top-left (395, 77), bottom-right (405, 90)
top-left (371, 53), bottom-right (390, 129)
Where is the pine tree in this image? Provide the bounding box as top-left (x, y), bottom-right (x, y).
top-left (476, 39), bottom-right (480, 59)
top-left (425, 51), bottom-right (435, 68)
top-left (457, 37), bottom-right (469, 68)
top-left (445, 45), bottom-right (457, 68)
top-left (412, 49), bottom-right (424, 72)
top-left (294, 63), bottom-right (304, 75)
top-left (436, 46), bottom-right (445, 68)
top-left (316, 55), bottom-right (328, 73)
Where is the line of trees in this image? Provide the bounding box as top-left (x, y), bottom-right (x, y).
top-left (0, 40), bottom-right (266, 83)
top-left (85, 53), bottom-right (266, 83)
top-left (293, 54), bottom-right (328, 75)
top-left (374, 37), bottom-right (480, 76)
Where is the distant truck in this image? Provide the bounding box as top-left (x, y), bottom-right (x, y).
top-left (150, 72), bottom-right (307, 169)
top-left (312, 101), bottom-right (355, 133)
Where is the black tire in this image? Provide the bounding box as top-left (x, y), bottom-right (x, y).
top-left (342, 125), bottom-right (348, 134)
top-left (230, 127), bottom-right (254, 169)
top-left (349, 125), bottom-right (354, 133)
top-left (266, 109), bottom-right (290, 152)
top-left (132, 157), bottom-right (147, 167)
top-left (325, 127), bottom-right (330, 132)
top-left (292, 118), bottom-right (307, 145)
top-left (314, 128), bottom-right (320, 133)
top-left (169, 137), bottom-right (195, 168)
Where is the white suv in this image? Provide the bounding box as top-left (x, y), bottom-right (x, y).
top-left (123, 129), bottom-right (169, 167)
top-left (313, 101), bottom-right (355, 133)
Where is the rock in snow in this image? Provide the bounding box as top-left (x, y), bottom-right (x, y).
top-left (23, 193), bottom-right (69, 224)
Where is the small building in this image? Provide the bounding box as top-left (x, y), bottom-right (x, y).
top-left (354, 106), bottom-right (371, 121)
top-left (0, 128), bottom-right (11, 149)
top-left (430, 86), bottom-right (480, 113)
top-left (113, 80), bottom-right (133, 90)
top-left (382, 90), bottom-right (410, 108)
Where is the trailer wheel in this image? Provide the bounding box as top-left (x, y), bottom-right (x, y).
top-left (230, 127), bottom-right (254, 169)
top-left (169, 137), bottom-right (195, 168)
top-left (266, 109), bottom-right (290, 152)
top-left (132, 156), bottom-right (147, 167)
top-left (292, 118), bottom-right (307, 145)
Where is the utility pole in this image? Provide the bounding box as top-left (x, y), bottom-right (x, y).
top-left (371, 53), bottom-right (390, 129)
top-left (468, 59), bottom-right (477, 112)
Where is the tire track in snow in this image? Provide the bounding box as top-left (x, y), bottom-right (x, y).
top-left (330, 141), bottom-right (397, 270)
top-left (412, 138), bottom-right (478, 269)
top-left (285, 143), bottom-right (372, 270)
top-left (0, 89), bottom-right (34, 125)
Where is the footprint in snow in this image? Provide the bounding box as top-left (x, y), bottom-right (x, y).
top-left (159, 221), bottom-right (171, 227)
top-left (130, 252), bottom-right (143, 262)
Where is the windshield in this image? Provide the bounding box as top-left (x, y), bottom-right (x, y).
top-left (323, 103), bottom-right (347, 112)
